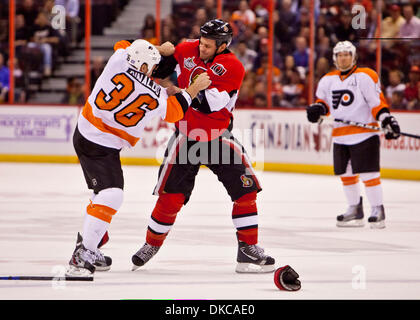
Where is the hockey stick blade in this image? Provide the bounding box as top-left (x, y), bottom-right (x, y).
top-left (0, 276), bottom-right (93, 281)
top-left (320, 117), bottom-right (420, 139)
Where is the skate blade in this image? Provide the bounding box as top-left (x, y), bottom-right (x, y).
top-left (94, 265), bottom-right (111, 272)
top-left (369, 220), bottom-right (385, 229)
top-left (336, 219), bottom-right (365, 228)
top-left (66, 265), bottom-right (94, 277)
top-left (235, 263), bottom-right (275, 273)
top-left (131, 264), bottom-right (141, 272)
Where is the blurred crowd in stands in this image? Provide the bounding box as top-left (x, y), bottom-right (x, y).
top-left (0, 0), bottom-right (419, 110)
top-left (0, 0), bottom-right (127, 103)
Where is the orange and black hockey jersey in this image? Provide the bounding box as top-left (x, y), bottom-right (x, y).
top-left (315, 65), bottom-right (390, 145)
top-left (77, 40), bottom-right (193, 149)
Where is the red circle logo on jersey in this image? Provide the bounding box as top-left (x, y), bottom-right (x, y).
top-left (189, 66), bottom-right (207, 86)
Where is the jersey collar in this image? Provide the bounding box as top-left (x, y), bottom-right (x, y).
top-left (339, 65), bottom-right (357, 81)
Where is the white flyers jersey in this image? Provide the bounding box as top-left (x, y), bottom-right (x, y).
top-left (77, 42), bottom-right (191, 149)
top-left (315, 66), bottom-right (389, 145)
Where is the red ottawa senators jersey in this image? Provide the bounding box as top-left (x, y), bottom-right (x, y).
top-left (172, 39), bottom-right (245, 141)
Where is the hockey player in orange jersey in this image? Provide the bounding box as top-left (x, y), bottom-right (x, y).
top-left (306, 41), bottom-right (401, 229)
top-left (66, 39), bottom-right (211, 276)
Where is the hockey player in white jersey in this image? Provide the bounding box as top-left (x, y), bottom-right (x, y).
top-left (306, 41), bottom-right (400, 229)
top-left (66, 39), bottom-right (211, 276)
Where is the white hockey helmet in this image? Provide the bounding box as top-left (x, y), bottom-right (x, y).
top-left (333, 41), bottom-right (357, 70)
top-left (126, 39), bottom-right (161, 73)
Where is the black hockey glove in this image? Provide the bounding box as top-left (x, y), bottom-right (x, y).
top-left (381, 115), bottom-right (400, 140)
top-left (306, 102), bottom-right (327, 123)
top-left (274, 265), bottom-right (301, 291)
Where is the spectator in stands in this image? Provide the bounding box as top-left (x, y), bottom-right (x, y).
top-left (333, 10), bottom-right (358, 43)
top-left (236, 76), bottom-right (255, 107)
top-left (250, 0), bottom-right (269, 24)
top-left (254, 93), bottom-right (267, 107)
top-left (316, 36), bottom-right (332, 61)
top-left (0, 52), bottom-right (9, 103)
top-left (61, 76), bottom-right (84, 105)
top-left (277, 0), bottom-right (298, 41)
top-left (242, 25), bottom-right (260, 52)
top-left (203, 0), bottom-right (217, 20)
top-left (292, 36), bottom-right (309, 69)
top-left (195, 8), bottom-right (208, 27)
top-left (253, 38), bottom-right (282, 71)
top-left (90, 56), bottom-right (105, 89)
top-left (390, 91), bottom-right (406, 110)
top-left (29, 11), bottom-right (60, 77)
top-left (17, 0), bottom-right (39, 29)
top-left (15, 14), bottom-right (31, 57)
top-left (382, 5), bottom-right (405, 39)
top-left (404, 65), bottom-right (420, 103)
top-left (232, 39), bottom-right (257, 72)
top-left (55, 0), bottom-right (81, 48)
top-left (231, 0), bottom-right (256, 28)
top-left (385, 70), bottom-right (406, 101)
top-left (281, 68), bottom-right (305, 108)
top-left (407, 82), bottom-right (420, 110)
top-left (142, 14), bottom-right (156, 33)
top-left (255, 56), bottom-right (281, 83)
top-left (315, 57), bottom-right (330, 84)
top-left (399, 4), bottom-right (420, 39)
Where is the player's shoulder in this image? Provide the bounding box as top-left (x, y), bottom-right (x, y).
top-left (176, 39), bottom-right (199, 52)
top-left (318, 70), bottom-right (339, 86)
top-left (214, 51), bottom-right (244, 72)
top-left (354, 67), bottom-right (379, 83)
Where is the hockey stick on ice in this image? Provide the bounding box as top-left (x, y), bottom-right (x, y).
top-left (319, 117), bottom-right (420, 139)
top-left (0, 276), bottom-right (93, 281)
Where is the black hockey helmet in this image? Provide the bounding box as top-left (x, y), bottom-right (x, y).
top-left (200, 19), bottom-right (233, 48)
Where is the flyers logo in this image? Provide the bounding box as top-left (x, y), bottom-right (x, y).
top-left (332, 90), bottom-right (354, 109)
top-left (189, 66), bottom-right (207, 85)
top-left (210, 63), bottom-right (226, 76)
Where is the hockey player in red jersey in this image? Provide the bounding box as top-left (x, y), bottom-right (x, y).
top-left (306, 41), bottom-right (401, 229)
top-left (131, 20), bottom-right (276, 273)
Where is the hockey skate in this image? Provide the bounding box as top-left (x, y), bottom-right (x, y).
top-left (131, 243), bottom-right (160, 271)
top-left (336, 197), bottom-right (364, 227)
top-left (66, 233), bottom-right (112, 276)
top-left (368, 205), bottom-right (386, 229)
top-left (236, 238), bottom-right (275, 273)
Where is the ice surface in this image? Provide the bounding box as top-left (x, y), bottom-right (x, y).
top-left (0, 163), bottom-right (419, 300)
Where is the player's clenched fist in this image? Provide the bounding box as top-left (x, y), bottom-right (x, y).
top-left (157, 41), bottom-right (175, 56)
top-left (193, 72), bottom-right (211, 90)
top-left (185, 72), bottom-right (211, 99)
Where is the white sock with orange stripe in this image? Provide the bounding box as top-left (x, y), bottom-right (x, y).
top-left (360, 172), bottom-right (383, 207)
top-left (82, 188), bottom-right (123, 251)
top-left (340, 175), bottom-right (361, 206)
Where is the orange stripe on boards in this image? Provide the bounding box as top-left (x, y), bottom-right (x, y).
top-left (87, 203), bottom-right (117, 223)
top-left (341, 175), bottom-right (359, 185)
top-left (363, 177), bottom-right (381, 187)
top-left (332, 122), bottom-right (379, 137)
top-left (82, 102), bottom-right (139, 146)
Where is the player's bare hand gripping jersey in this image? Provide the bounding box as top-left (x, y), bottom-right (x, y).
top-left (77, 41), bottom-right (192, 149)
top-left (316, 66), bottom-right (389, 145)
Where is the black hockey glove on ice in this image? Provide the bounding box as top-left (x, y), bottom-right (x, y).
top-left (381, 115), bottom-right (400, 140)
top-left (306, 102), bottom-right (327, 123)
top-left (274, 265), bottom-right (301, 291)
